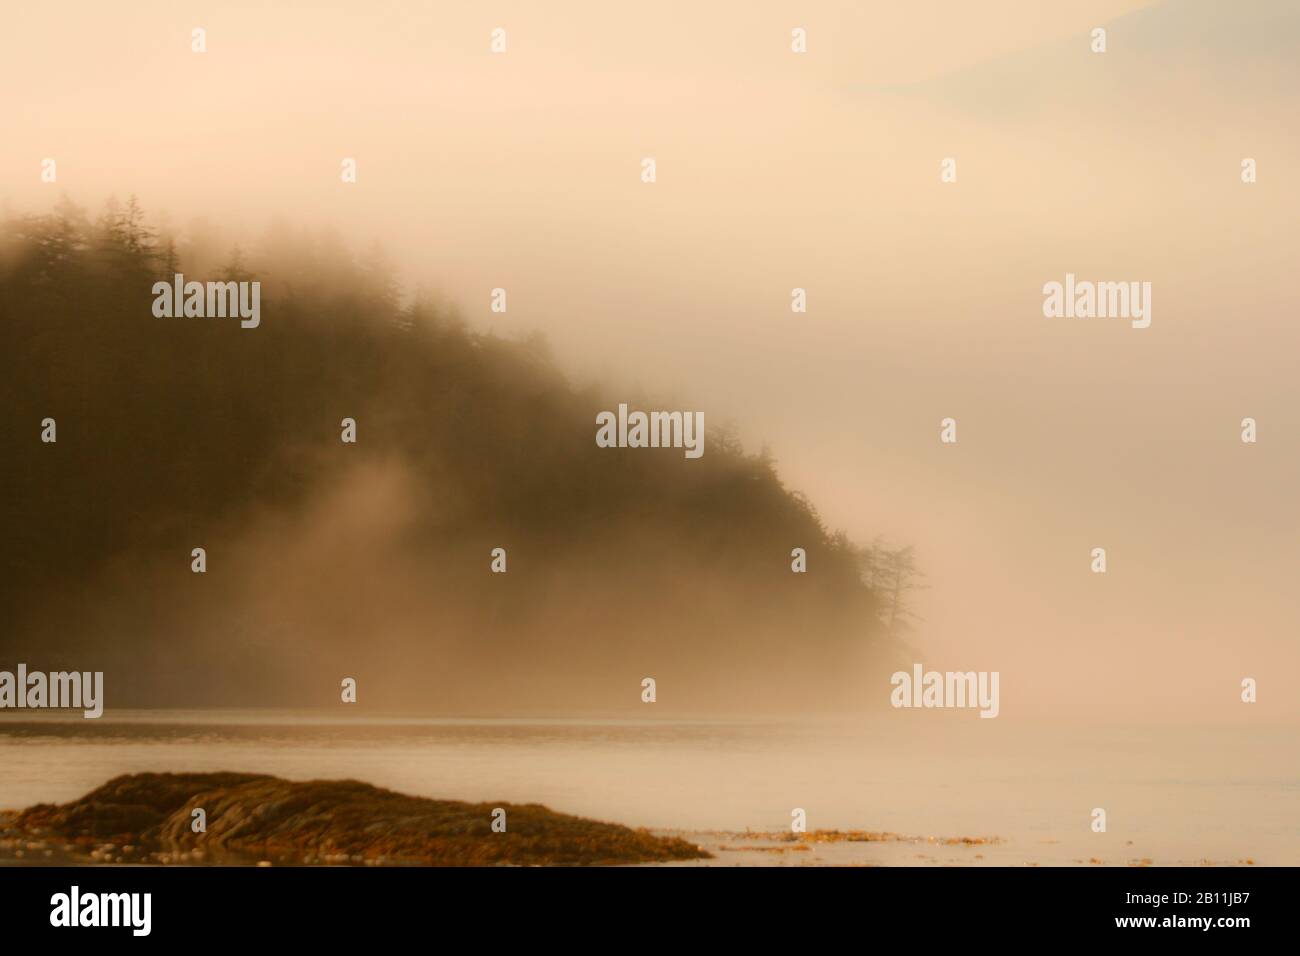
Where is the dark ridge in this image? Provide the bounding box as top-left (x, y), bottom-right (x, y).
top-left (0, 199), bottom-right (918, 712)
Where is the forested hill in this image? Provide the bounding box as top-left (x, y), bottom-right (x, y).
top-left (0, 198), bottom-right (908, 712)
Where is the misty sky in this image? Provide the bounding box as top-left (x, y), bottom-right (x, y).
top-left (3, 0), bottom-right (1297, 722)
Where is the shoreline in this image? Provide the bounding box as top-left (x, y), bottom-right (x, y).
top-left (2, 825), bottom-right (1260, 868)
top-left (4, 720), bottom-right (1292, 866)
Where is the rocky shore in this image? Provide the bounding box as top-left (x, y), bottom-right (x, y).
top-left (0, 772), bottom-right (709, 866)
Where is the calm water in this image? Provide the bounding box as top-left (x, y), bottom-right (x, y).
top-left (2, 711), bottom-right (1296, 865)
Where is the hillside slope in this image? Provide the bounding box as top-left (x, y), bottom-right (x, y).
top-left (0, 203), bottom-right (903, 712)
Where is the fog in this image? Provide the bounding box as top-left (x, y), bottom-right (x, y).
top-left (3, 0), bottom-right (1297, 722)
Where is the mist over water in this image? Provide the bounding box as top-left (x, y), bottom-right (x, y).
top-left (2, 712), bottom-right (1295, 865)
top-left (1, 1), bottom-right (1297, 872)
